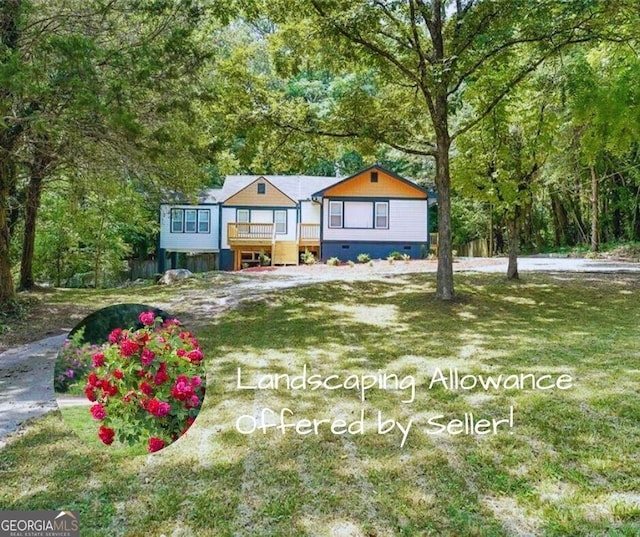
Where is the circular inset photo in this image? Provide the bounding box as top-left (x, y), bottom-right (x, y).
top-left (55, 304), bottom-right (206, 454)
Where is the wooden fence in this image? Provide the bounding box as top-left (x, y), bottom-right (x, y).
top-left (454, 238), bottom-right (490, 257)
top-left (128, 253), bottom-right (218, 280)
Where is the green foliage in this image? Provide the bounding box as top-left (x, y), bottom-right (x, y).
top-left (54, 328), bottom-right (96, 393)
top-left (259, 251), bottom-right (271, 266)
top-left (356, 253), bottom-right (370, 263)
top-left (326, 256), bottom-right (340, 266)
top-left (300, 249), bottom-right (316, 265)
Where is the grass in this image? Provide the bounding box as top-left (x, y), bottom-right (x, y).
top-left (1, 273), bottom-right (639, 536)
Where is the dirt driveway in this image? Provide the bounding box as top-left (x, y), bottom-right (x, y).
top-left (1, 256), bottom-right (638, 448)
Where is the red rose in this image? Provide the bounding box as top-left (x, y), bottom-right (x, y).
top-left (139, 381), bottom-right (153, 396)
top-left (147, 398), bottom-right (170, 418)
top-left (114, 369), bottom-right (124, 380)
top-left (153, 362), bottom-right (169, 386)
top-left (187, 349), bottom-right (203, 363)
top-left (191, 376), bottom-right (202, 387)
top-left (84, 386), bottom-right (97, 402)
top-left (92, 352), bottom-right (105, 367)
top-left (90, 403), bottom-right (106, 420)
top-left (138, 311), bottom-right (156, 326)
top-left (98, 425), bottom-right (115, 445)
top-left (102, 381), bottom-right (118, 397)
top-left (140, 348), bottom-right (155, 366)
top-left (120, 339), bottom-right (140, 358)
top-left (87, 372), bottom-right (99, 387)
top-left (108, 328), bottom-right (123, 344)
top-left (148, 436), bottom-right (165, 453)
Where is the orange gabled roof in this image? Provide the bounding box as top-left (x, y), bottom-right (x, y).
top-left (312, 164), bottom-right (428, 199)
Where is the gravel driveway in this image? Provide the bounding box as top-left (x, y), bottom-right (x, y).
top-left (1, 256), bottom-right (638, 448)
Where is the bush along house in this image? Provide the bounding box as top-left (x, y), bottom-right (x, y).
top-left (158, 165), bottom-right (435, 271)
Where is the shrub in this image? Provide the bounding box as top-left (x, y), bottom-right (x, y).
top-left (327, 257), bottom-right (340, 266)
top-left (54, 327), bottom-right (97, 393)
top-left (301, 249), bottom-right (316, 265)
top-left (85, 312), bottom-right (205, 452)
top-left (259, 251), bottom-right (271, 266)
top-left (401, 253), bottom-right (411, 263)
top-left (347, 260), bottom-right (355, 267)
top-left (387, 255), bottom-right (395, 264)
top-left (357, 253), bottom-right (371, 263)
top-left (387, 251), bottom-right (404, 260)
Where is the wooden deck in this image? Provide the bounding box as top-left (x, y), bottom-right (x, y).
top-left (227, 222), bottom-right (320, 270)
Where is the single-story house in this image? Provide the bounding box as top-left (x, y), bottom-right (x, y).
top-left (159, 164), bottom-right (436, 271)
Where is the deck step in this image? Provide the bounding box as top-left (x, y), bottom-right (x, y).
top-left (272, 241), bottom-right (299, 266)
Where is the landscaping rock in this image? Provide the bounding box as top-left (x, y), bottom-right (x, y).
top-left (158, 268), bottom-right (194, 285)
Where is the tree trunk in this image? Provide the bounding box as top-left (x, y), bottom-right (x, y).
top-left (590, 166), bottom-right (599, 252)
top-left (19, 138), bottom-right (53, 290)
top-left (506, 209), bottom-right (519, 280)
top-left (435, 130), bottom-right (454, 300)
top-left (0, 0), bottom-right (23, 306)
top-left (0, 177), bottom-right (15, 304)
top-left (19, 173), bottom-right (44, 289)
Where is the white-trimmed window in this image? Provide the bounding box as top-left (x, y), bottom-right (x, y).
top-left (274, 210), bottom-right (287, 234)
top-left (170, 208), bottom-right (210, 233)
top-left (375, 202), bottom-right (389, 229)
top-left (170, 209), bottom-right (183, 233)
top-left (236, 209), bottom-right (250, 223)
top-left (198, 210), bottom-right (210, 233)
top-left (185, 209), bottom-right (197, 233)
top-left (329, 201), bottom-right (343, 228)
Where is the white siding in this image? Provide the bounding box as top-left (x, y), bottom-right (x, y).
top-left (322, 199), bottom-right (427, 242)
top-left (159, 204), bottom-right (219, 252)
top-left (221, 207), bottom-right (235, 249)
top-left (300, 201), bottom-right (321, 224)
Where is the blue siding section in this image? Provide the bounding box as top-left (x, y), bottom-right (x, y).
top-left (321, 241), bottom-right (428, 262)
top-left (220, 249), bottom-right (234, 271)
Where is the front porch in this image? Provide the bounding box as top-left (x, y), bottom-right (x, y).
top-left (227, 222), bottom-right (320, 270)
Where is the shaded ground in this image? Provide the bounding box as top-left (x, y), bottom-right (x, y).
top-left (0, 272), bottom-right (638, 536)
top-left (1, 257), bottom-right (639, 449)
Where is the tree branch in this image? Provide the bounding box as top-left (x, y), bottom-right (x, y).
top-left (309, 0), bottom-right (421, 86)
top-left (452, 36), bottom-right (593, 141)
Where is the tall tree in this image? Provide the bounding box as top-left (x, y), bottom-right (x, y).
top-left (0, 0), bottom-right (25, 306)
top-left (260, 0), bottom-right (613, 298)
top-left (2, 0), bottom-right (213, 299)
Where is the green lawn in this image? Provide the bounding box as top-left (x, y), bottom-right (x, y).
top-left (1, 273), bottom-right (639, 536)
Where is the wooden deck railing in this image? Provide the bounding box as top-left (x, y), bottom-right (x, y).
top-left (227, 222), bottom-right (274, 243)
top-left (299, 223), bottom-right (320, 241)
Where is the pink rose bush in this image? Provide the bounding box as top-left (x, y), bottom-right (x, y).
top-left (86, 312), bottom-right (206, 452)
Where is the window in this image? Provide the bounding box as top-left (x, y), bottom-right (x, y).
top-left (274, 210), bottom-right (287, 234)
top-left (170, 208), bottom-right (210, 233)
top-left (375, 202), bottom-right (389, 229)
top-left (185, 209), bottom-right (197, 233)
top-left (329, 201), bottom-right (343, 228)
top-left (371, 171), bottom-right (378, 183)
top-left (236, 209), bottom-right (250, 222)
top-left (344, 201), bottom-right (373, 228)
top-left (257, 183), bottom-right (266, 194)
top-left (198, 210), bottom-right (210, 233)
top-left (171, 209), bottom-right (183, 233)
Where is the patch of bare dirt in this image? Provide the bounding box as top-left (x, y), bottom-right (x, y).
top-left (0, 293), bottom-right (89, 353)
